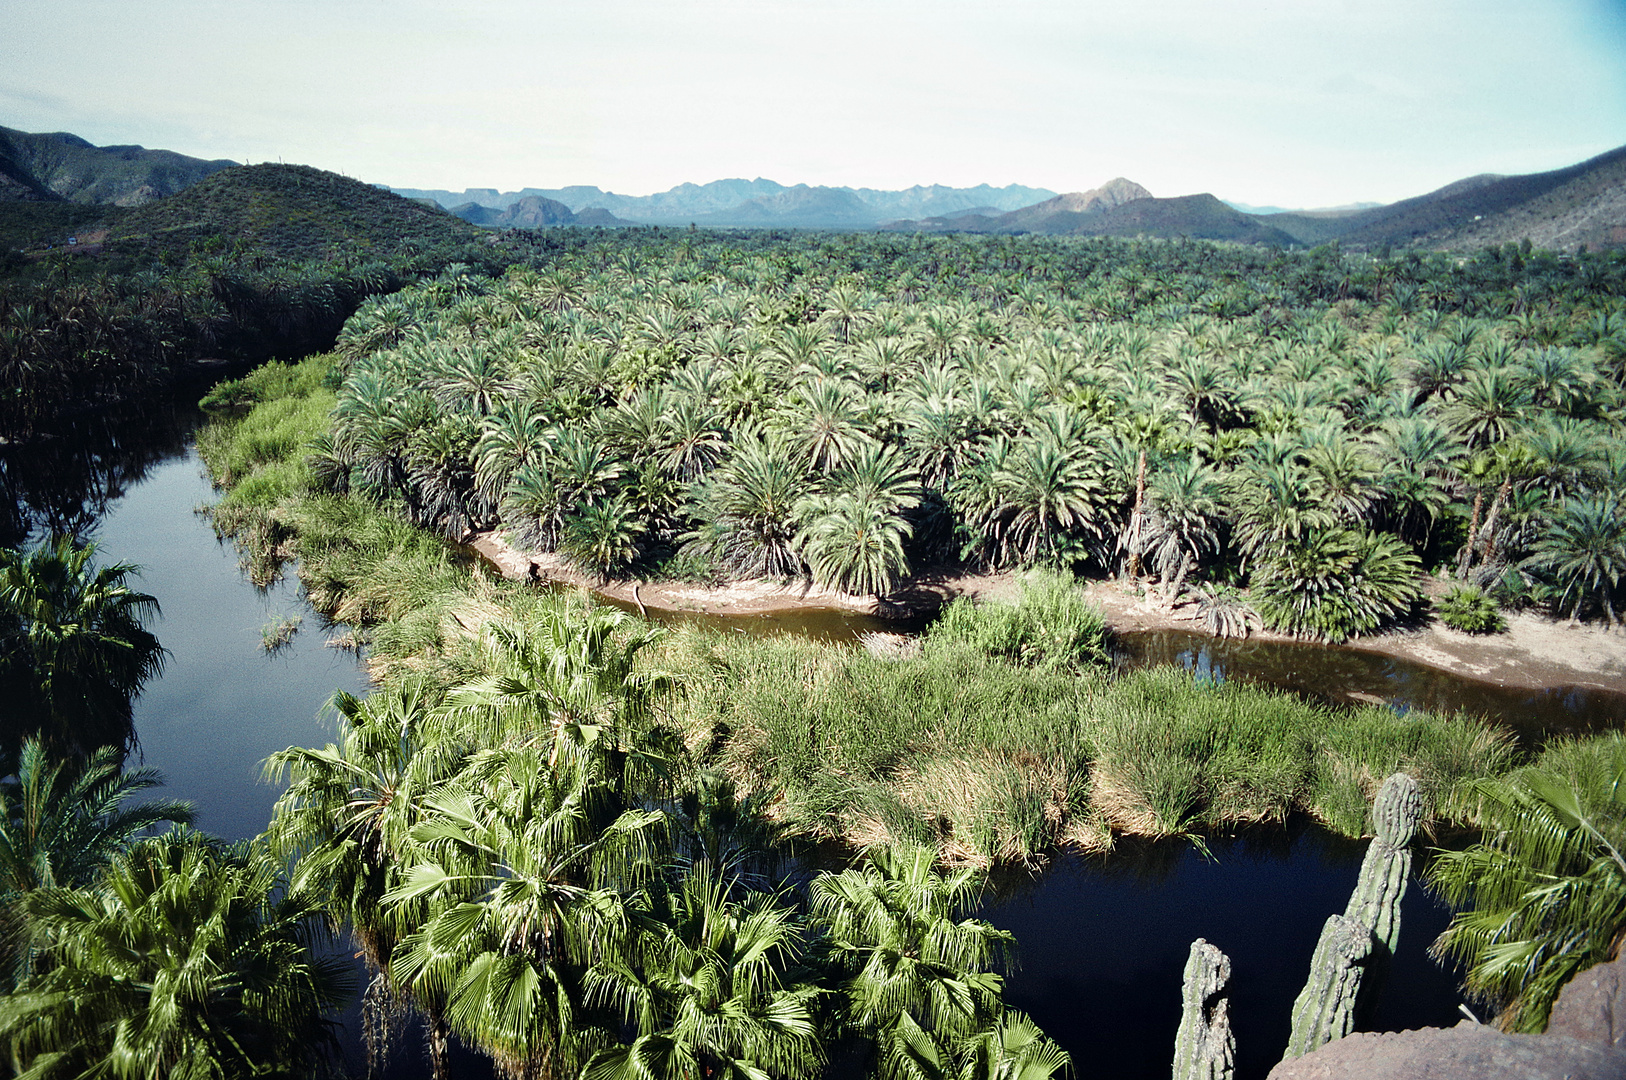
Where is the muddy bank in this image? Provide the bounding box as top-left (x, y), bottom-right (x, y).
top-left (465, 530), bottom-right (1016, 618)
top-left (1082, 580), bottom-right (1626, 697)
top-left (467, 531), bottom-right (1626, 698)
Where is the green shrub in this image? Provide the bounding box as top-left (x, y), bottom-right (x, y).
top-left (1435, 583), bottom-right (1507, 634)
top-left (924, 570), bottom-right (1109, 670)
top-left (1253, 529), bottom-right (1423, 643)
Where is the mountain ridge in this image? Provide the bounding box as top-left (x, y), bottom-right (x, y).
top-left (0, 126), bottom-right (237, 206)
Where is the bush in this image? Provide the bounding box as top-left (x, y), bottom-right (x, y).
top-left (1435, 583), bottom-right (1506, 634)
top-left (1253, 529), bottom-right (1422, 643)
top-left (924, 570), bottom-right (1109, 671)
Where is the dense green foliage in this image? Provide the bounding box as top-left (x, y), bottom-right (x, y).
top-left (0, 167), bottom-right (509, 441)
top-left (186, 225), bottom-right (1626, 1050)
top-left (1435, 582), bottom-right (1507, 633)
top-left (1429, 734), bottom-right (1626, 1032)
top-left (282, 228), bottom-right (1626, 635)
top-left (262, 596), bottom-right (1068, 1080)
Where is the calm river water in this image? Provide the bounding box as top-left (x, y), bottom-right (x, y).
top-left (21, 406), bottom-right (1617, 1079)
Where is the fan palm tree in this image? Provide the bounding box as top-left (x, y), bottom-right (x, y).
top-left (440, 600), bottom-right (673, 784)
top-left (0, 831), bottom-right (347, 1080)
top-left (811, 846), bottom-right (1012, 1077)
top-left (0, 537), bottom-right (165, 758)
top-left (0, 740), bottom-right (192, 990)
top-left (1429, 734), bottom-right (1626, 1032)
top-left (582, 865), bottom-right (823, 1080)
top-left (385, 744), bottom-right (667, 1080)
top-left (264, 680), bottom-right (458, 1079)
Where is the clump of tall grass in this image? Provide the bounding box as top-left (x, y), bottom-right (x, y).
top-left (1089, 667), bottom-right (1319, 837)
top-left (1308, 707), bottom-right (1518, 836)
top-left (1086, 666), bottom-right (1520, 840)
top-left (660, 625), bottom-right (1101, 865)
top-left (924, 570), bottom-right (1109, 670)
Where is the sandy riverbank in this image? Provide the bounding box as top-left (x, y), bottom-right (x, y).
top-left (466, 531), bottom-right (1626, 695)
top-left (1082, 580), bottom-right (1626, 696)
top-left (465, 530), bottom-right (1018, 618)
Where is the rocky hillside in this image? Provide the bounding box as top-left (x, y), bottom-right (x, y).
top-left (396, 178), bottom-right (1058, 228)
top-left (0, 126), bottom-right (236, 206)
top-left (1264, 144), bottom-right (1626, 250)
top-left (106, 164), bottom-right (480, 261)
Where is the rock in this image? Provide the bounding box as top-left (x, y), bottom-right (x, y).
top-left (1265, 1021), bottom-right (1626, 1080)
top-left (1548, 953), bottom-right (1626, 1050)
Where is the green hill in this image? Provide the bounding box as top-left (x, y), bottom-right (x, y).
top-left (106, 163), bottom-right (482, 262)
top-left (1064, 193), bottom-right (1299, 245)
top-left (0, 126), bottom-right (236, 205)
top-left (1264, 145), bottom-right (1626, 250)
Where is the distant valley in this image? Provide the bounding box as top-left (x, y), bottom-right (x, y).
top-left (2, 123), bottom-right (1623, 252)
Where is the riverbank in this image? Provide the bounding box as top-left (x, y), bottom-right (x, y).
top-left (468, 530), bottom-right (1626, 697)
top-left (466, 529), bottom-right (1021, 617)
top-left (1081, 580), bottom-right (1626, 697)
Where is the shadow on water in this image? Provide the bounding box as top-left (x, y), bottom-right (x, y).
top-left (980, 822), bottom-right (1465, 1080)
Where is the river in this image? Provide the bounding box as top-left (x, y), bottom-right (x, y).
top-left (14, 408), bottom-right (1603, 1079)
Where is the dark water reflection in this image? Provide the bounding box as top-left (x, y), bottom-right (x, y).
top-left (982, 824), bottom-right (1464, 1080)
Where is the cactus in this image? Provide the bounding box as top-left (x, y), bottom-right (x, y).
top-left (1282, 773), bottom-right (1421, 1060)
top-left (1173, 938), bottom-right (1234, 1080)
top-left (1344, 771), bottom-right (1421, 961)
top-left (1283, 913), bottom-right (1373, 1059)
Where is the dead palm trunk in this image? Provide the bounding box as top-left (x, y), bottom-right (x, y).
top-left (1479, 478), bottom-right (1513, 564)
top-left (1124, 449), bottom-right (1147, 580)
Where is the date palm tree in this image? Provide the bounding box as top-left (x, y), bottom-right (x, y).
top-left (795, 494), bottom-right (912, 598)
top-left (1523, 496), bottom-right (1626, 627)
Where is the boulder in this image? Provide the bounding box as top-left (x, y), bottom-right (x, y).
top-left (1266, 1020), bottom-right (1626, 1080)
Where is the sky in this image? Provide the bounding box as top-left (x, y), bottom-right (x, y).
top-left (3, 0), bottom-right (1624, 208)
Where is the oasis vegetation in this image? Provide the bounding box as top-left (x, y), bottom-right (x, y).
top-left (3, 202), bottom-right (1626, 1078)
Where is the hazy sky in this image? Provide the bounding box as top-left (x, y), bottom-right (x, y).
top-left (4, 0), bottom-right (1624, 207)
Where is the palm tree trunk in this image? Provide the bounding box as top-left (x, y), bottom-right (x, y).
top-left (1125, 449), bottom-right (1147, 580)
top-left (1457, 488), bottom-right (1483, 579)
top-left (426, 1011), bottom-right (452, 1080)
top-left (1480, 480), bottom-right (1512, 563)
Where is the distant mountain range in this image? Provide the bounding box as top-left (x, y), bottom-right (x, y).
top-left (2, 123), bottom-right (1623, 252)
top-left (395, 178), bottom-right (1060, 230)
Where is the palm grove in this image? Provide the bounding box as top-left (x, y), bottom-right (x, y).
top-left (320, 231), bottom-right (1624, 641)
top-left (2, 225), bottom-right (1626, 1078)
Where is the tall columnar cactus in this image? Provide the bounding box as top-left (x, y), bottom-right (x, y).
top-left (1173, 938), bottom-right (1234, 1080)
top-left (1282, 772), bottom-right (1421, 1060)
top-left (1344, 772), bottom-right (1422, 961)
top-left (1283, 914), bottom-right (1373, 1059)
